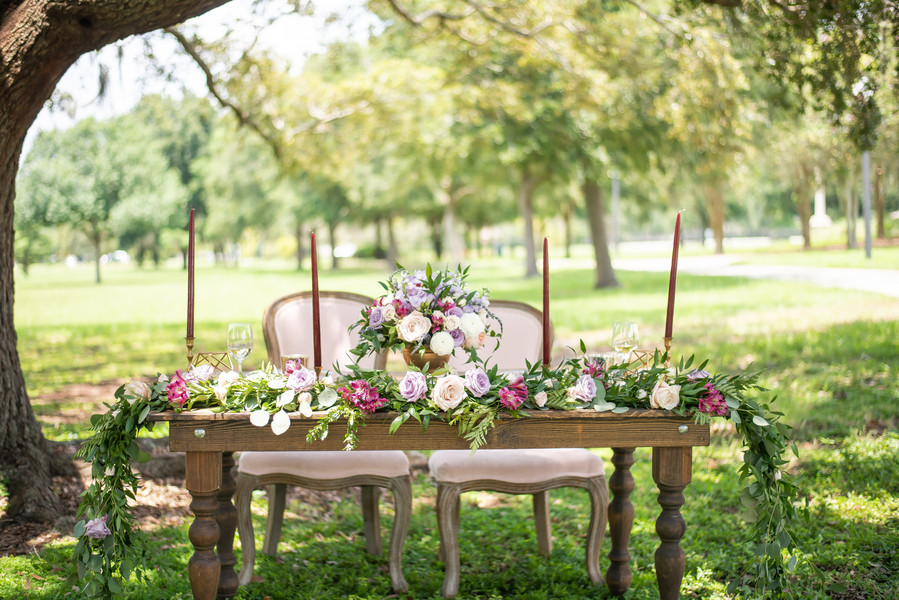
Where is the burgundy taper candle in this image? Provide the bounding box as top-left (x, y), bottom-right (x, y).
top-left (664, 212), bottom-right (681, 340)
top-left (187, 209), bottom-right (195, 338)
top-left (542, 237), bottom-right (550, 366)
top-left (310, 231), bottom-right (322, 371)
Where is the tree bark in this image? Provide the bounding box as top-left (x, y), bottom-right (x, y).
top-left (386, 216), bottom-right (398, 265)
top-left (874, 165), bottom-right (885, 239)
top-left (428, 215), bottom-right (443, 259)
top-left (843, 174), bottom-right (857, 249)
top-left (518, 167), bottom-right (541, 278)
top-left (439, 178), bottom-right (465, 265)
top-left (327, 220), bottom-right (339, 269)
top-left (795, 165), bottom-right (812, 250)
top-left (294, 222), bottom-right (305, 271)
top-left (0, 0), bottom-right (232, 524)
top-left (582, 177), bottom-right (618, 289)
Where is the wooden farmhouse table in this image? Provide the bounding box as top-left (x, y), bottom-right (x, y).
top-left (149, 409), bottom-right (710, 600)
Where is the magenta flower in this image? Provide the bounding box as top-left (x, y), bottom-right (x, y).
top-left (166, 369), bottom-right (190, 409)
top-left (499, 376), bottom-right (528, 409)
top-left (698, 382), bottom-right (728, 416)
top-left (582, 360), bottom-right (605, 378)
top-left (339, 379), bottom-right (387, 414)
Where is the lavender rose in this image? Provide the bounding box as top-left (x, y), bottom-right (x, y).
top-left (405, 286), bottom-right (427, 308)
top-left (399, 371), bottom-right (428, 402)
top-left (464, 368), bottom-right (491, 398)
top-left (431, 374), bottom-right (467, 411)
top-left (569, 374), bottom-right (597, 402)
top-left (449, 328), bottom-right (465, 347)
top-left (84, 516), bottom-right (111, 539)
top-left (368, 306), bottom-right (385, 329)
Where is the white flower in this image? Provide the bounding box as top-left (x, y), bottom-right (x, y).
top-left (105, 466), bottom-right (116, 477)
top-left (432, 310), bottom-right (445, 321)
top-left (157, 374), bottom-right (169, 383)
top-left (276, 390), bottom-right (295, 407)
top-left (271, 410), bottom-right (291, 435)
top-left (430, 331), bottom-right (455, 356)
top-left (534, 391), bottom-right (548, 407)
top-left (444, 315), bottom-right (461, 331)
top-left (382, 303), bottom-right (397, 322)
top-left (124, 381), bottom-right (151, 404)
top-left (460, 313), bottom-right (486, 338)
top-left (650, 379), bottom-right (681, 410)
top-left (187, 364), bottom-right (215, 382)
top-left (268, 378), bottom-right (287, 390)
top-left (250, 409), bottom-right (270, 427)
top-left (636, 389), bottom-right (648, 399)
top-left (321, 375), bottom-right (335, 386)
top-left (214, 371), bottom-right (240, 400)
top-left (773, 470), bottom-right (782, 481)
top-left (110, 409), bottom-right (120, 419)
top-left (431, 374), bottom-right (467, 411)
top-left (397, 311), bottom-right (432, 342)
top-left (379, 293), bottom-right (394, 305)
top-left (463, 332), bottom-right (486, 350)
top-left (297, 392), bottom-right (313, 417)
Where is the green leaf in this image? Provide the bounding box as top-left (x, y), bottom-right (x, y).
top-left (730, 409), bottom-right (741, 424)
top-left (742, 507), bottom-right (759, 523)
top-left (752, 415), bottom-right (770, 427)
top-left (611, 406), bottom-right (629, 413)
top-left (135, 450), bottom-right (153, 464)
top-left (108, 577), bottom-right (123, 593)
top-left (317, 388), bottom-right (338, 408)
top-left (138, 405), bottom-right (151, 423)
top-left (73, 520), bottom-right (86, 537)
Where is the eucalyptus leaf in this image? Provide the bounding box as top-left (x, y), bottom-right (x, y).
top-left (752, 415), bottom-right (770, 427)
top-left (317, 387), bottom-right (339, 408)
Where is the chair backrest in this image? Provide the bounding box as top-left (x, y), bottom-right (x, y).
top-left (262, 291), bottom-right (385, 372)
top-left (447, 300), bottom-right (553, 372)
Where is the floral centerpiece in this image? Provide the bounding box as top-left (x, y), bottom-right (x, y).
top-left (350, 264), bottom-right (497, 370)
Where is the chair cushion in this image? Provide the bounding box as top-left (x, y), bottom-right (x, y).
top-left (428, 449), bottom-right (605, 484)
top-left (238, 450), bottom-right (410, 479)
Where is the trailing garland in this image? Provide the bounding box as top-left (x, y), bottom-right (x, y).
top-left (72, 348), bottom-right (802, 598)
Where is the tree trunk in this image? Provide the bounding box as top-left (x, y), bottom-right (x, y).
top-left (705, 182), bottom-right (725, 254)
top-left (874, 165), bottom-right (885, 239)
top-left (0, 0), bottom-right (232, 525)
top-left (795, 165), bottom-right (812, 250)
top-left (439, 179), bottom-right (465, 265)
top-left (294, 223), bottom-right (305, 271)
top-left (386, 216), bottom-right (398, 265)
top-left (89, 229), bottom-right (103, 284)
top-left (428, 216), bottom-right (443, 259)
top-left (582, 177), bottom-right (618, 289)
top-left (518, 167), bottom-right (541, 278)
top-left (844, 174), bottom-right (857, 249)
top-left (327, 220), bottom-right (339, 269)
top-left (560, 201), bottom-right (573, 258)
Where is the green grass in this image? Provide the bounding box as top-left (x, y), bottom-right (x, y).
top-left (4, 252), bottom-right (899, 599)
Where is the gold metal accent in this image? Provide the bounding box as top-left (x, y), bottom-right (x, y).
top-left (663, 337), bottom-right (672, 366)
top-left (281, 354), bottom-right (309, 372)
top-left (194, 352), bottom-right (231, 372)
top-left (185, 336), bottom-right (195, 367)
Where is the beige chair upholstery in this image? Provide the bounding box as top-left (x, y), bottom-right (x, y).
top-left (235, 291), bottom-right (411, 593)
top-left (447, 300), bottom-right (551, 372)
top-left (430, 300), bottom-right (607, 599)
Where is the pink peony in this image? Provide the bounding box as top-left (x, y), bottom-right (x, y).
top-left (166, 370), bottom-right (190, 409)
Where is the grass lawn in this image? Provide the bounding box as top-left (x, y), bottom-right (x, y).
top-left (3, 252), bottom-right (899, 599)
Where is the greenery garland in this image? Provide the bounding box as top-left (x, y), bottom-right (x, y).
top-left (72, 346), bottom-right (802, 598)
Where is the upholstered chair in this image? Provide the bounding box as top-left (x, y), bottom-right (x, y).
top-left (430, 300), bottom-right (608, 598)
top-left (234, 291), bottom-right (411, 593)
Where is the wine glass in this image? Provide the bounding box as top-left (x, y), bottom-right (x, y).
top-left (227, 323), bottom-right (253, 375)
top-left (612, 321), bottom-right (639, 364)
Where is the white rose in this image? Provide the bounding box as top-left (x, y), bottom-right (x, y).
top-left (429, 331), bottom-right (455, 356)
top-left (431, 374), bottom-right (467, 411)
top-left (650, 379), bottom-right (681, 410)
top-left (382, 303), bottom-right (397, 322)
top-left (460, 313), bottom-right (486, 338)
top-left (379, 293), bottom-right (394, 305)
top-left (444, 315), bottom-right (461, 331)
top-left (397, 311), bottom-right (432, 343)
top-left (124, 381), bottom-right (151, 404)
top-left (534, 391), bottom-right (548, 407)
top-left (636, 389), bottom-right (648, 399)
top-left (463, 331), bottom-right (486, 350)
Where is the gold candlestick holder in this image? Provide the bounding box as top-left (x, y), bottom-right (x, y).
top-left (663, 336), bottom-right (672, 367)
top-left (185, 336), bottom-right (195, 367)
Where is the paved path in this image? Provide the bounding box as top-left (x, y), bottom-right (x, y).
top-left (613, 255), bottom-right (899, 299)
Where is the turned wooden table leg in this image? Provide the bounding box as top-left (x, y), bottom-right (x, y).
top-left (606, 447), bottom-right (635, 596)
top-left (652, 447), bottom-right (692, 600)
top-left (216, 452), bottom-right (239, 598)
top-left (186, 451), bottom-right (223, 600)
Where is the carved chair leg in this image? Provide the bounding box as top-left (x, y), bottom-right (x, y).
top-left (436, 483), bottom-right (462, 599)
top-left (361, 485), bottom-right (383, 556)
top-left (388, 476), bottom-right (411, 593)
top-left (606, 447), bottom-right (635, 596)
top-left (234, 473), bottom-right (258, 586)
top-left (584, 477), bottom-right (608, 586)
top-left (262, 483), bottom-right (286, 556)
top-left (532, 490), bottom-right (552, 556)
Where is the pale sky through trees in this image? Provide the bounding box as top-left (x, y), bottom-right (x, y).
top-left (26, 0), bottom-right (376, 157)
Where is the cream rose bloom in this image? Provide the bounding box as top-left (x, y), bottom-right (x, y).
top-left (431, 374), bottom-right (467, 411)
top-left (534, 391), bottom-right (548, 407)
top-left (460, 313), bottom-right (486, 338)
top-left (124, 381), bottom-right (151, 403)
top-left (463, 331), bottom-right (487, 350)
top-left (397, 311), bottom-right (432, 342)
top-left (650, 379), bottom-right (681, 410)
top-left (382, 303), bottom-right (397, 322)
top-left (429, 331), bottom-right (455, 356)
top-left (443, 314), bottom-right (461, 331)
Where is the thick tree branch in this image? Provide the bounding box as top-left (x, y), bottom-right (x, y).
top-left (165, 26), bottom-right (284, 160)
top-left (383, 0), bottom-right (474, 26)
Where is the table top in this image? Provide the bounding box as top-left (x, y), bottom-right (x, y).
top-left (150, 409), bottom-right (710, 452)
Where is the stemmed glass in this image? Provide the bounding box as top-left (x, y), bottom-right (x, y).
top-left (612, 321), bottom-right (639, 364)
top-left (227, 323), bottom-right (253, 375)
